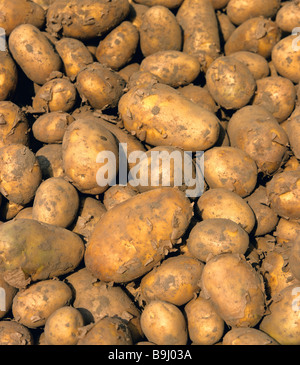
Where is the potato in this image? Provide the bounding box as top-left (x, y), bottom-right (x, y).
top-left (226, 0), bottom-right (281, 26)
top-left (139, 6), bottom-right (182, 58)
top-left (227, 51), bottom-right (269, 80)
top-left (184, 296), bottom-right (224, 345)
top-left (252, 76), bottom-right (296, 123)
top-left (128, 1), bottom-right (149, 30)
top-left (283, 156), bottom-right (300, 173)
top-left (46, 0), bottom-right (130, 40)
top-left (128, 70), bottom-right (163, 90)
top-left (62, 118), bottom-right (119, 195)
top-left (85, 188), bottom-right (193, 283)
top-left (276, 1), bottom-right (300, 33)
top-left (77, 317), bottom-right (133, 345)
top-left (140, 300), bottom-right (188, 345)
top-left (32, 177), bottom-right (79, 228)
top-left (176, 0), bottom-right (220, 72)
top-left (290, 240), bottom-right (300, 282)
top-left (286, 115), bottom-right (300, 159)
top-left (227, 105), bottom-right (289, 175)
top-left (118, 82), bottom-right (220, 152)
top-left (31, 0), bottom-right (56, 10)
top-left (0, 144), bottom-right (42, 205)
top-left (0, 101), bottom-right (29, 149)
top-left (0, 51), bottom-right (18, 101)
top-left (271, 35), bottom-right (300, 84)
top-left (65, 268), bottom-right (143, 342)
top-left (12, 279), bottom-right (72, 328)
top-left (134, 0), bottom-right (183, 8)
top-left (197, 188), bottom-right (256, 234)
top-left (266, 170), bottom-right (300, 220)
top-left (259, 284), bottom-right (300, 345)
top-left (204, 146), bottom-right (257, 197)
top-left (0, 274), bottom-right (17, 319)
top-left (96, 21), bottom-right (139, 70)
top-left (210, 0), bottom-right (229, 9)
top-left (55, 38), bottom-right (94, 79)
top-left (118, 63), bottom-right (140, 83)
top-left (187, 218), bottom-right (249, 262)
top-left (44, 306), bottom-right (84, 345)
top-left (222, 328), bottom-right (278, 345)
top-left (217, 12), bottom-right (236, 42)
top-left (36, 144), bottom-right (65, 179)
top-left (246, 186), bottom-right (279, 237)
top-left (140, 255), bottom-right (204, 306)
top-left (15, 207), bottom-right (33, 220)
top-left (178, 84), bottom-right (218, 113)
top-left (275, 218), bottom-right (300, 245)
top-left (0, 200), bottom-right (24, 221)
top-left (201, 253), bottom-right (265, 327)
top-left (103, 185), bottom-right (137, 210)
top-left (0, 219), bottom-right (84, 288)
top-left (0, 0), bottom-right (45, 35)
top-left (8, 24), bottom-right (62, 85)
top-left (206, 56), bottom-right (256, 110)
top-left (140, 51), bottom-right (201, 88)
top-left (225, 17), bottom-right (281, 59)
top-left (0, 321), bottom-right (33, 345)
top-left (76, 63), bottom-right (126, 110)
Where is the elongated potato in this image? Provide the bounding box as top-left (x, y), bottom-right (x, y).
top-left (0, 51), bottom-right (18, 101)
top-left (9, 24), bottom-right (62, 85)
top-left (0, 219), bottom-right (84, 288)
top-left (0, 321), bottom-right (33, 345)
top-left (85, 188), bottom-right (193, 283)
top-left (217, 12), bottom-right (236, 42)
top-left (176, 0), bottom-right (220, 72)
top-left (223, 328), bottom-right (278, 345)
top-left (227, 51), bottom-right (269, 80)
top-left (140, 50), bottom-right (201, 88)
top-left (46, 0), bottom-right (130, 40)
top-left (118, 82), bottom-right (220, 152)
top-left (276, 1), bottom-right (300, 33)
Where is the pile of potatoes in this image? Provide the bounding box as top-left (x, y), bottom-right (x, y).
top-left (0, 0), bottom-right (300, 346)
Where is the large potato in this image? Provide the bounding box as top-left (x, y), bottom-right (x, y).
top-left (8, 24), bottom-right (62, 85)
top-left (118, 82), bottom-right (220, 152)
top-left (85, 188), bottom-right (193, 283)
top-left (200, 253), bottom-right (266, 327)
top-left (0, 321), bottom-right (33, 345)
top-left (222, 328), bottom-right (278, 345)
top-left (0, 51), bottom-right (18, 101)
top-left (46, 0), bottom-right (130, 40)
top-left (0, 219), bottom-right (84, 288)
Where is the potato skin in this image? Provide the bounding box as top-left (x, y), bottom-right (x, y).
top-left (201, 253), bottom-right (265, 327)
top-left (178, 84), bottom-right (218, 113)
top-left (0, 321), bottom-right (33, 345)
top-left (36, 144), bottom-right (65, 179)
top-left (0, 51), bottom-right (18, 101)
top-left (103, 185), bottom-right (137, 210)
top-left (134, 0), bottom-right (183, 8)
top-left (222, 328), bottom-right (278, 345)
top-left (139, 6), bottom-right (182, 57)
top-left (118, 82), bottom-right (220, 152)
top-left (96, 21), bottom-right (139, 70)
top-left (85, 188), bottom-right (193, 283)
top-left (9, 24), bottom-right (62, 85)
top-left (227, 51), bottom-right (269, 80)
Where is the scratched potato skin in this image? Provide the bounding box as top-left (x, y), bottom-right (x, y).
top-left (85, 187), bottom-right (193, 283)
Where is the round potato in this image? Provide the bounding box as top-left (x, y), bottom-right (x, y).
top-left (0, 51), bottom-right (18, 101)
top-left (36, 144), bottom-right (65, 179)
top-left (276, 1), bottom-right (300, 33)
top-left (227, 51), bottom-right (269, 80)
top-left (0, 321), bottom-right (33, 345)
top-left (222, 327), bottom-right (278, 345)
top-left (140, 300), bottom-right (188, 345)
top-left (103, 185), bottom-right (137, 210)
top-left (187, 218), bottom-right (249, 262)
top-left (275, 218), bottom-right (300, 245)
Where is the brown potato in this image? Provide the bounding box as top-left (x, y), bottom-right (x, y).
top-left (134, 0), bottom-right (183, 8)
top-left (96, 21), bottom-right (139, 70)
top-left (276, 1), bottom-right (300, 33)
top-left (140, 300), bottom-right (188, 345)
top-left (0, 274), bottom-right (17, 319)
top-left (275, 218), bottom-right (300, 245)
top-left (210, 0), bottom-right (229, 9)
top-left (36, 144), bottom-right (65, 179)
top-left (128, 70), bottom-right (163, 90)
top-left (118, 63), bottom-right (140, 83)
top-left (103, 185), bottom-right (137, 210)
top-left (8, 24), bottom-right (62, 85)
top-left (290, 240), bottom-right (300, 282)
top-left (222, 328), bottom-right (278, 345)
top-left (178, 84), bottom-right (218, 113)
top-left (285, 115), bottom-right (300, 159)
top-left (0, 51), bottom-right (18, 101)
top-left (128, 1), bottom-right (149, 30)
top-left (0, 321), bottom-right (33, 345)
top-left (15, 207), bottom-right (33, 220)
top-left (217, 12), bottom-right (236, 42)
top-left (0, 200), bottom-right (24, 221)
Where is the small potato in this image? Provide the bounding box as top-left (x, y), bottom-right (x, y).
top-left (0, 200), bottom-right (24, 221)
top-left (44, 306), bottom-right (84, 345)
top-left (96, 21), bottom-right (139, 70)
top-left (140, 255), bottom-right (204, 306)
top-left (128, 1), bottom-right (149, 30)
top-left (32, 112), bottom-right (74, 143)
top-left (12, 279), bottom-right (73, 328)
top-left (276, 1), bottom-right (300, 33)
top-left (128, 70), bottom-right (163, 89)
top-left (32, 177), bottom-right (79, 228)
top-left (271, 35), bottom-right (300, 84)
top-left (140, 50), bottom-right (201, 88)
top-left (266, 170), bottom-right (300, 220)
top-left (227, 51), bottom-right (269, 80)
top-left (222, 328), bottom-right (278, 345)
top-left (134, 0), bottom-right (183, 8)
top-left (225, 17), bottom-right (281, 59)
top-left (206, 56), bottom-right (256, 110)
top-left (285, 116), bottom-right (300, 159)
top-left (197, 188), bottom-right (256, 234)
top-left (0, 144), bottom-right (42, 205)
top-left (8, 24), bottom-right (62, 85)
top-left (259, 284), bottom-right (300, 345)
top-left (36, 144), bottom-right (65, 179)
top-left (290, 240), bottom-right (300, 282)
top-left (77, 317), bottom-right (133, 345)
top-left (118, 63), bottom-right (140, 83)
top-left (0, 274), bottom-right (17, 319)
top-left (178, 84), bottom-right (218, 113)
top-left (32, 77), bottom-right (77, 113)
top-left (187, 218), bottom-right (249, 262)
top-left (184, 296), bottom-right (224, 345)
top-left (103, 185), bottom-right (137, 210)
top-left (204, 146), bottom-right (258, 197)
top-left (275, 218), bottom-right (300, 245)
top-left (76, 62), bottom-right (126, 110)
top-left (0, 321), bottom-right (33, 345)
top-left (0, 51), bottom-right (18, 101)
top-left (217, 12), bottom-right (236, 42)
top-left (252, 76), bottom-right (296, 123)
top-left (15, 207), bottom-right (33, 220)
top-left (55, 38), bottom-right (94, 79)
top-left (140, 300), bottom-right (188, 345)
top-left (201, 253), bottom-right (265, 327)
top-left (0, 101), bottom-right (29, 149)
top-left (139, 6), bottom-right (182, 57)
